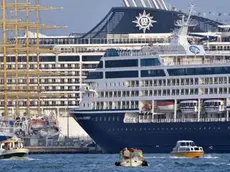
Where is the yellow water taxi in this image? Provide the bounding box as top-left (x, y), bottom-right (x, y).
top-left (0, 137), bottom-right (29, 159)
top-left (170, 140), bottom-right (204, 158)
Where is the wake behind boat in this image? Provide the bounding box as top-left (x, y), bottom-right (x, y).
top-left (115, 148), bottom-right (148, 167)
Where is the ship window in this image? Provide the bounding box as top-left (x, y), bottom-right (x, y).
top-left (58, 56), bottom-right (79, 62)
top-left (141, 70), bottom-right (166, 77)
top-left (82, 55), bottom-right (101, 61)
top-left (141, 58), bottom-right (161, 66)
top-left (117, 116), bottom-right (119, 121)
top-left (97, 61), bottom-right (103, 68)
top-left (105, 59), bottom-right (138, 68)
top-left (168, 67), bottom-right (230, 76)
top-left (105, 71), bottom-right (138, 79)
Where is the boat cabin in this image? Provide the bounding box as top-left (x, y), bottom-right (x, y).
top-left (179, 100), bottom-right (198, 114)
top-left (204, 99), bottom-right (225, 113)
top-left (172, 140), bottom-right (203, 152)
top-left (0, 138), bottom-right (24, 151)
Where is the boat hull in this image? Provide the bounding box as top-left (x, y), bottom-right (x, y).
top-left (116, 158), bottom-right (147, 167)
top-left (170, 151), bottom-right (204, 158)
top-left (0, 148), bottom-right (29, 159)
top-left (71, 111), bottom-right (230, 153)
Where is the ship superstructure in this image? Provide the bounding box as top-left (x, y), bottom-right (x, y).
top-left (0, 2), bottom-right (222, 137)
top-left (71, 6), bottom-right (230, 153)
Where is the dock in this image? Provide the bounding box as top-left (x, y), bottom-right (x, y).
top-left (26, 146), bottom-right (102, 154)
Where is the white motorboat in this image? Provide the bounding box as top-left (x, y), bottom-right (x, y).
top-left (115, 148), bottom-right (148, 167)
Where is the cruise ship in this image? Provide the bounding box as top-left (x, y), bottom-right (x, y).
top-left (1, 0), bottom-right (222, 137)
top-left (71, 5), bottom-right (230, 153)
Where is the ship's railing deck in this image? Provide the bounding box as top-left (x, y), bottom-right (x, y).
top-left (164, 59), bottom-right (230, 66)
top-left (9, 37), bottom-right (169, 45)
top-left (125, 117), bottom-right (229, 123)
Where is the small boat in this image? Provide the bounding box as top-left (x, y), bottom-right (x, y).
top-left (157, 101), bottom-right (174, 111)
top-left (115, 148), bottom-right (148, 167)
top-left (170, 140), bottom-right (204, 158)
top-left (0, 137), bottom-right (29, 159)
top-left (179, 100), bottom-right (198, 114)
top-left (203, 99), bottom-right (225, 113)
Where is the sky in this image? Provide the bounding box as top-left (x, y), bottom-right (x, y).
top-left (39, 0), bottom-right (230, 36)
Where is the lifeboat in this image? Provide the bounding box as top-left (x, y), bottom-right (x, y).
top-left (170, 140), bottom-right (204, 158)
top-left (204, 99), bottom-right (225, 113)
top-left (115, 148), bottom-right (148, 167)
top-left (30, 118), bottom-right (46, 129)
top-left (179, 100), bottom-right (198, 114)
top-left (157, 101), bottom-right (174, 111)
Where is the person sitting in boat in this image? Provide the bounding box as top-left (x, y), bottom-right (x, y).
top-left (136, 149), bottom-right (144, 160)
top-left (123, 147), bottom-right (130, 159)
top-left (4, 142), bottom-right (10, 151)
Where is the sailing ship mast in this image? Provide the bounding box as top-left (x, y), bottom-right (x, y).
top-left (0, 0), bottom-right (66, 120)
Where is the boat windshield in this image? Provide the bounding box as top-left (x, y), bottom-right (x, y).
top-left (180, 142), bottom-right (195, 146)
top-left (190, 142), bottom-right (195, 146)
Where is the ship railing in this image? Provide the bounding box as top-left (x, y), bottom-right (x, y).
top-left (206, 51), bottom-right (230, 55)
top-left (124, 118), bottom-right (139, 123)
top-left (164, 59), bottom-right (230, 66)
top-left (150, 118), bottom-right (229, 123)
top-left (124, 117), bottom-right (229, 123)
top-left (14, 37), bottom-right (168, 45)
top-left (118, 49), bottom-right (185, 57)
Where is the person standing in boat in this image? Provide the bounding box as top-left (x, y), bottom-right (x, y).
top-left (123, 148), bottom-right (130, 159)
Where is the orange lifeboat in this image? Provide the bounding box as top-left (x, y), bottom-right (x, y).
top-left (30, 119), bottom-right (46, 129)
top-left (157, 101), bottom-right (174, 111)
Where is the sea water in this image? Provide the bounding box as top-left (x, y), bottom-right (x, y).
top-left (1, 154), bottom-right (229, 172)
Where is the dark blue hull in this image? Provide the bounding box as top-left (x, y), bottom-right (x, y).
top-left (71, 111), bottom-right (230, 153)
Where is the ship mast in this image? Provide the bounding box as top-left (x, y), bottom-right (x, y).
top-left (0, 0), bottom-right (66, 119)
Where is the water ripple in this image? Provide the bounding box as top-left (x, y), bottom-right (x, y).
top-left (0, 154), bottom-right (229, 172)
